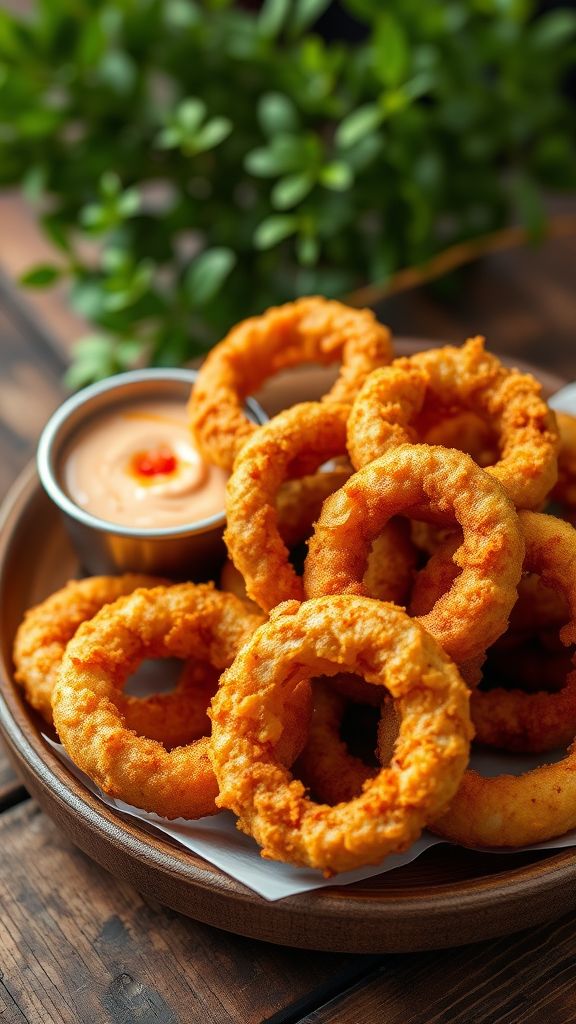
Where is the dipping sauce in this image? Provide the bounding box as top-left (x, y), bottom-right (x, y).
top-left (62, 400), bottom-right (228, 529)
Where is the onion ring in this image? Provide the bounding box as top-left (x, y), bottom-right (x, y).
top-left (347, 337), bottom-right (559, 509)
top-left (430, 747), bottom-right (576, 847)
top-left (224, 402), bottom-right (349, 611)
top-left (418, 408), bottom-right (498, 468)
top-left (294, 681), bottom-right (374, 804)
top-left (412, 512), bottom-right (576, 752)
top-left (52, 584), bottom-right (310, 819)
top-left (14, 576), bottom-right (223, 750)
top-left (363, 517), bottom-right (418, 607)
top-left (189, 296), bottom-right (393, 471)
top-left (551, 411), bottom-right (576, 522)
top-left (304, 444), bottom-right (524, 665)
top-left (209, 595), bottom-right (472, 874)
top-left (14, 574), bottom-right (166, 725)
top-left (276, 466), bottom-right (351, 548)
top-left (219, 559), bottom-right (260, 614)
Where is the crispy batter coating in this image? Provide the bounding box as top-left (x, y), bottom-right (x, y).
top-left (224, 402), bottom-right (349, 611)
top-left (225, 401), bottom-right (418, 613)
top-left (430, 752), bottom-right (576, 848)
top-left (412, 512), bottom-right (576, 752)
top-left (551, 411), bottom-right (576, 521)
top-left (14, 575), bottom-right (224, 749)
top-left (418, 408), bottom-right (498, 468)
top-left (189, 296), bottom-right (393, 471)
top-left (363, 517), bottom-right (418, 606)
top-left (209, 596), bottom-right (472, 874)
top-left (294, 681), bottom-right (375, 804)
top-left (51, 584), bottom-right (314, 820)
top-left (473, 513), bottom-right (576, 752)
top-left (347, 337), bottom-right (559, 509)
top-left (14, 575), bottom-right (163, 724)
top-left (119, 660), bottom-right (220, 750)
top-left (276, 467), bottom-right (351, 548)
top-left (219, 559), bottom-right (260, 614)
top-left (304, 444), bottom-right (524, 665)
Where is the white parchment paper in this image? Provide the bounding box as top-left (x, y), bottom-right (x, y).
top-left (42, 738), bottom-right (576, 903)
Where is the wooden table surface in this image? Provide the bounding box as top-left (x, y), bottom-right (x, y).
top-left (1, 228), bottom-right (576, 1024)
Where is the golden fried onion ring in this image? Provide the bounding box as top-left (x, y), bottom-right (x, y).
top-left (189, 296), bottom-right (393, 471)
top-left (551, 411), bottom-right (576, 522)
top-left (412, 512), bottom-right (576, 752)
top-left (225, 402), bottom-right (349, 611)
top-left (276, 466), bottom-right (351, 548)
top-left (52, 584), bottom-right (309, 820)
top-left (14, 575), bottom-right (163, 724)
top-left (304, 445), bottom-right (524, 665)
top-left (295, 680), bottom-right (374, 804)
top-left (347, 337), bottom-right (559, 509)
top-left (210, 595), bottom-right (472, 875)
top-left (14, 574), bottom-right (223, 749)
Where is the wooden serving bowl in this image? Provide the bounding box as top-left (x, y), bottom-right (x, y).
top-left (1, 342), bottom-right (575, 953)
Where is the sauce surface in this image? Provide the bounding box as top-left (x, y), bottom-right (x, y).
top-left (62, 400), bottom-right (228, 528)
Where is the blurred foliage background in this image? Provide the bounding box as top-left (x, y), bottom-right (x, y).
top-left (0, 0), bottom-right (575, 385)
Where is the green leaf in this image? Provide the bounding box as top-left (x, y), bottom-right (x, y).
top-left (245, 135), bottom-right (307, 176)
top-left (271, 173), bottom-right (313, 209)
top-left (164, 0), bottom-right (201, 29)
top-left (258, 93), bottom-right (299, 136)
top-left (64, 335), bottom-right (119, 389)
top-left (297, 234), bottom-right (320, 266)
top-left (292, 0), bottom-right (332, 35)
top-left (254, 215), bottom-right (298, 249)
top-left (19, 263), bottom-right (61, 288)
top-left (177, 98), bottom-right (206, 132)
top-left (344, 134), bottom-right (382, 171)
top-left (258, 0), bottom-right (290, 38)
top-left (319, 162), bottom-right (353, 191)
top-left (118, 189), bottom-right (140, 217)
top-left (192, 117), bottom-right (232, 152)
top-left (245, 147), bottom-right (281, 177)
top-left (531, 10), bottom-right (576, 49)
top-left (41, 215), bottom-right (72, 255)
top-left (156, 127), bottom-right (181, 150)
top-left (373, 13), bottom-right (409, 87)
top-left (22, 165), bottom-right (47, 204)
top-left (335, 105), bottom-right (383, 149)
top-left (70, 280), bottom-right (108, 319)
top-left (186, 247), bottom-right (237, 305)
top-left (97, 50), bottom-right (137, 94)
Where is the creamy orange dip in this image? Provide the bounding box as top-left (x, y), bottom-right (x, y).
top-left (62, 400), bottom-right (228, 529)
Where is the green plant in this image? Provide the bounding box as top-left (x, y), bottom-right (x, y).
top-left (0, 0), bottom-right (575, 385)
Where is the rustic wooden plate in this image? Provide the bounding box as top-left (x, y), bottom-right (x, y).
top-left (1, 342), bottom-right (575, 954)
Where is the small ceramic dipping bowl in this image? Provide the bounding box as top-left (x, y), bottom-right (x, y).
top-left (37, 368), bottom-right (267, 579)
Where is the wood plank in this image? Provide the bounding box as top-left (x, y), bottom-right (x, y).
top-left (0, 194), bottom-right (87, 360)
top-left (297, 911), bottom-right (576, 1024)
top-left (0, 801), bottom-right (374, 1024)
top-left (0, 751), bottom-right (25, 811)
top-left (0, 291), bottom-right (65, 805)
top-left (380, 233), bottom-right (576, 379)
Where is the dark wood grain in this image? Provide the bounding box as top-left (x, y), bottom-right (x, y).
top-left (0, 291), bottom-right (65, 810)
top-left (297, 914), bottom-right (576, 1024)
top-left (379, 233), bottom-right (576, 380)
top-left (0, 801), bottom-right (373, 1024)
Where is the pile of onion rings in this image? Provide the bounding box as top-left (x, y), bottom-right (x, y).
top-left (15, 297), bottom-right (576, 872)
